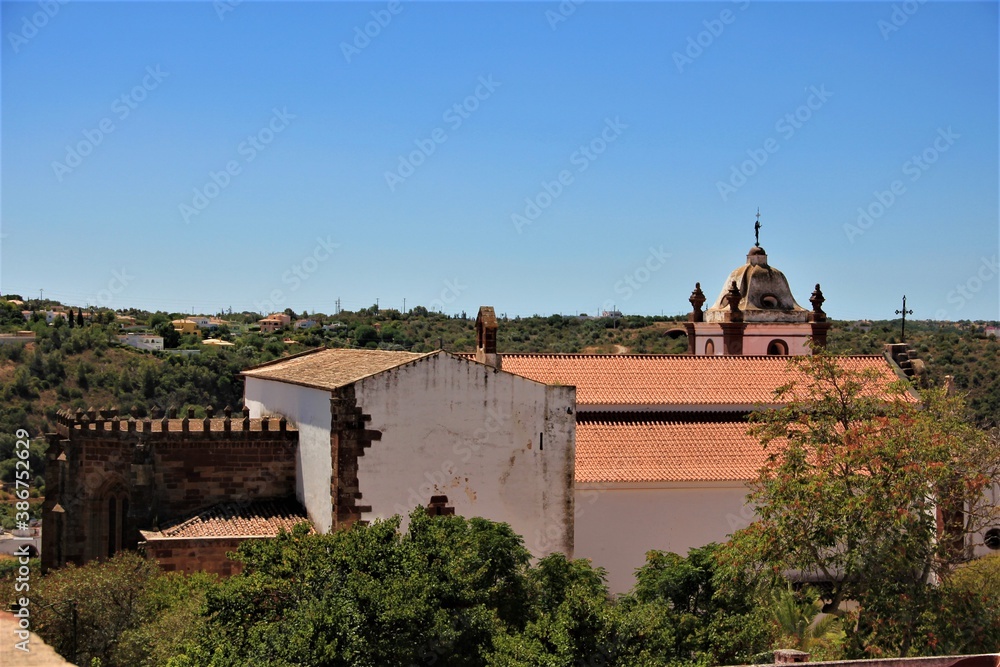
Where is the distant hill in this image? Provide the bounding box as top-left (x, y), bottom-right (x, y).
top-left (0, 309), bottom-right (996, 527)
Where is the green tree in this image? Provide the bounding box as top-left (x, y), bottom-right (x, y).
top-left (0, 551), bottom-right (209, 667)
top-left (770, 586), bottom-right (842, 655)
top-left (727, 352), bottom-right (1000, 656)
top-left (155, 321), bottom-right (181, 349)
top-left (487, 554), bottom-right (618, 665)
top-left (630, 544), bottom-right (776, 665)
top-left (175, 510), bottom-right (533, 667)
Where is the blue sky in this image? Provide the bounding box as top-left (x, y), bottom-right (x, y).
top-left (2, 1), bottom-right (997, 321)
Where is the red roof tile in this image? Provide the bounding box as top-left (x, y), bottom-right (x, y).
top-left (497, 354), bottom-right (904, 408)
top-left (575, 421), bottom-right (772, 483)
top-left (141, 499), bottom-right (310, 540)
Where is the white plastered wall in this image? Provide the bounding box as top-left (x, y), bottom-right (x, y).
top-left (354, 353), bottom-right (576, 558)
top-left (574, 481), bottom-right (753, 594)
top-left (244, 378), bottom-right (334, 533)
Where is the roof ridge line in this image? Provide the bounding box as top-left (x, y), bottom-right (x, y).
top-left (240, 346), bottom-right (327, 372)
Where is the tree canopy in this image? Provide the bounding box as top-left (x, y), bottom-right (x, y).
top-left (725, 351), bottom-right (1000, 655)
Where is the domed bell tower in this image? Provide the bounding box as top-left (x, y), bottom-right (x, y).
top-left (683, 213), bottom-right (829, 356)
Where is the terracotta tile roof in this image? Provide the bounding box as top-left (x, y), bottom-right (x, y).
top-left (141, 499), bottom-right (310, 540)
top-left (575, 420), bottom-right (772, 483)
top-left (496, 354), bottom-right (903, 408)
top-left (242, 348), bottom-right (433, 391)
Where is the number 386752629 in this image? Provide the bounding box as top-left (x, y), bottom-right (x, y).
top-left (14, 428), bottom-right (32, 518)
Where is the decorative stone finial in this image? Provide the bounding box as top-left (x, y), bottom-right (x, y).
top-left (688, 283), bottom-right (706, 322)
top-left (726, 281), bottom-right (742, 314)
top-left (809, 283), bottom-right (826, 322)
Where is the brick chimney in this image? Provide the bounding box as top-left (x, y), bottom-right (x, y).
top-left (475, 306), bottom-right (501, 370)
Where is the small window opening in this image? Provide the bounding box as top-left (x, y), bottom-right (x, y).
top-left (767, 339), bottom-right (789, 356)
top-left (985, 528), bottom-right (1000, 550)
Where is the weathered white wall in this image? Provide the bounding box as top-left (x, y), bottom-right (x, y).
top-left (244, 378), bottom-right (334, 533)
top-left (574, 482), bottom-right (753, 594)
top-left (354, 353), bottom-right (576, 559)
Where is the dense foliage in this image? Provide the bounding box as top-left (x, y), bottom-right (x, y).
top-left (726, 352), bottom-right (1000, 656)
top-left (4, 510), bottom-right (1000, 664)
top-left (0, 551), bottom-right (215, 667)
top-left (1, 512), bottom-right (777, 667)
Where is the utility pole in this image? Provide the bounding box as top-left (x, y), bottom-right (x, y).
top-left (403, 298), bottom-right (406, 313)
top-left (895, 295), bottom-right (914, 342)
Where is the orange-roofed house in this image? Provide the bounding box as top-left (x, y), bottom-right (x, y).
top-left (259, 313), bottom-right (291, 333)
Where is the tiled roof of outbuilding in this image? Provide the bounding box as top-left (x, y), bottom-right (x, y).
top-left (141, 499), bottom-right (310, 539)
top-left (242, 348), bottom-right (432, 391)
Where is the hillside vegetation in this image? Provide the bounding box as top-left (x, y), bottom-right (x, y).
top-left (0, 305), bottom-right (996, 528)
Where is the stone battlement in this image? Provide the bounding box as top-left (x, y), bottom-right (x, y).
top-left (54, 406), bottom-right (296, 441)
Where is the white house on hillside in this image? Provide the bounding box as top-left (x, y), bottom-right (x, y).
top-left (119, 333), bottom-right (164, 351)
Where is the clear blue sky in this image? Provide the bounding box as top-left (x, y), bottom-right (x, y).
top-left (2, 1), bottom-right (997, 321)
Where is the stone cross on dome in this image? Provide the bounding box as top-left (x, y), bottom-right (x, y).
top-left (754, 208), bottom-right (762, 248)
